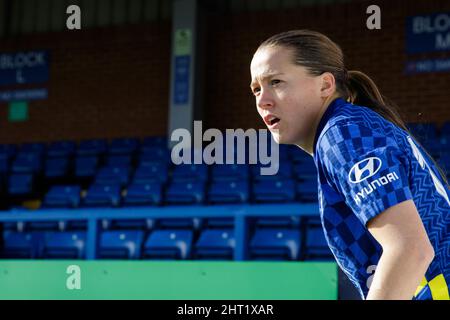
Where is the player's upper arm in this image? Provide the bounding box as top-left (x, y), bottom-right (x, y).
top-left (366, 199), bottom-right (434, 256)
top-left (317, 122), bottom-right (414, 227)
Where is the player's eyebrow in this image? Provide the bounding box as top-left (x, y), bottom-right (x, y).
top-left (250, 72), bottom-right (284, 89)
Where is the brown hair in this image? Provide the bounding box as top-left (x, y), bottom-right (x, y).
top-left (258, 29), bottom-right (449, 186)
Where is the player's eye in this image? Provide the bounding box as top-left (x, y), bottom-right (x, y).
top-left (271, 79), bottom-right (281, 86)
top-left (252, 87), bottom-right (261, 95)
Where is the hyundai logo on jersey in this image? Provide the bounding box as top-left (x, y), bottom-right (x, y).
top-left (348, 157), bottom-right (382, 183)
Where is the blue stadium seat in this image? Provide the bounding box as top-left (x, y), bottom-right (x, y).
top-left (290, 148), bottom-right (310, 163)
top-left (172, 164), bottom-right (208, 182)
top-left (108, 138), bottom-right (139, 155)
top-left (0, 231), bottom-right (44, 258)
top-left (252, 179), bottom-right (296, 203)
top-left (141, 136), bottom-right (167, 151)
top-left (438, 153), bottom-right (450, 171)
top-left (42, 231), bottom-right (86, 259)
top-left (123, 182), bottom-right (162, 206)
top-left (74, 155), bottom-right (99, 179)
top-left (293, 160), bottom-right (317, 180)
top-left (138, 147), bottom-right (170, 166)
top-left (47, 141), bottom-right (76, 158)
top-left (407, 122), bottom-right (438, 141)
top-left (194, 229), bottom-right (235, 260)
top-left (305, 227), bottom-right (333, 260)
top-left (421, 137), bottom-right (443, 158)
top-left (98, 230), bottom-right (144, 259)
top-left (44, 185), bottom-right (81, 208)
top-left (202, 217), bottom-right (234, 229)
top-left (441, 121), bottom-right (450, 138)
top-left (296, 179), bottom-right (318, 202)
top-left (83, 183), bottom-right (122, 207)
top-left (0, 144), bottom-right (17, 159)
top-left (132, 164), bottom-right (168, 184)
top-left (45, 157), bottom-right (70, 179)
top-left (105, 154), bottom-right (132, 167)
top-left (157, 218), bottom-right (201, 229)
top-left (251, 161), bottom-right (293, 181)
top-left (20, 143), bottom-right (46, 155)
top-left (77, 139), bottom-right (107, 156)
top-left (249, 229), bottom-right (301, 260)
top-left (211, 164), bottom-right (249, 182)
top-left (0, 154), bottom-right (11, 175)
top-left (8, 173), bottom-right (33, 195)
top-left (11, 152), bottom-right (43, 174)
top-left (143, 229), bottom-right (193, 260)
top-left (165, 181), bottom-right (205, 204)
top-left (94, 166), bottom-right (130, 187)
top-left (208, 181), bottom-right (249, 203)
top-left (255, 216), bottom-right (301, 229)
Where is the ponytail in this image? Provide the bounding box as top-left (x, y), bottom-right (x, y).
top-left (345, 70), bottom-right (449, 187)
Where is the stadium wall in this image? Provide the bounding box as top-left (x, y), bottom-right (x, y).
top-left (0, 0), bottom-right (449, 144)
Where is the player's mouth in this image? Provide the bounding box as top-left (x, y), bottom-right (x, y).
top-left (263, 114), bottom-right (281, 129)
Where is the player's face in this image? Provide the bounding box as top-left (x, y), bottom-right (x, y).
top-left (250, 46), bottom-right (324, 146)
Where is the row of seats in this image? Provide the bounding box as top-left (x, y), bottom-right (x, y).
top-left (0, 225), bottom-right (331, 261)
top-left (42, 178), bottom-right (318, 207)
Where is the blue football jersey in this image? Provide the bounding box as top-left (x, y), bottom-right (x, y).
top-left (313, 97), bottom-right (450, 300)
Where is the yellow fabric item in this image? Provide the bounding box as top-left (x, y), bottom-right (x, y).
top-left (428, 274), bottom-right (450, 300)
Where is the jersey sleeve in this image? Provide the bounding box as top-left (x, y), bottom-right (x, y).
top-left (317, 122), bottom-right (414, 226)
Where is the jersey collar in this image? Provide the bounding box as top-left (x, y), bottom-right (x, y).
top-left (313, 97), bottom-right (347, 156)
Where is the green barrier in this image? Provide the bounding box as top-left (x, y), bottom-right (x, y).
top-left (0, 261), bottom-right (337, 300)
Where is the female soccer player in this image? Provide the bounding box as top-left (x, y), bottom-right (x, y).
top-left (250, 30), bottom-right (450, 300)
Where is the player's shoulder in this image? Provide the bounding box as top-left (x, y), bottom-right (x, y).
top-left (316, 106), bottom-right (409, 161)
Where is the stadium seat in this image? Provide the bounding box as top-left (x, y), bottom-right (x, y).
top-left (47, 141), bottom-right (76, 158)
top-left (165, 181), bottom-right (205, 204)
top-left (108, 138), bottom-right (139, 155)
top-left (194, 229), bottom-right (235, 260)
top-left (11, 152), bottom-right (43, 174)
top-left (138, 148), bottom-right (170, 166)
top-left (255, 216), bottom-right (301, 229)
top-left (105, 154), bottom-right (132, 167)
top-left (0, 231), bottom-right (44, 258)
top-left (94, 165), bottom-right (131, 187)
top-left (123, 182), bottom-right (163, 206)
top-left (252, 179), bottom-right (296, 202)
top-left (43, 185), bottom-right (81, 208)
top-left (304, 227), bottom-right (333, 260)
top-left (143, 229), bottom-right (193, 260)
top-left (0, 144), bottom-right (17, 159)
top-left (157, 218), bottom-right (201, 229)
top-left (171, 164), bottom-right (208, 182)
top-left (77, 139), bottom-right (107, 156)
top-left (441, 121), bottom-right (450, 138)
top-left (8, 173), bottom-right (33, 195)
top-left (296, 179), bottom-right (318, 202)
top-left (42, 231), bottom-right (86, 259)
top-left (83, 183), bottom-right (122, 207)
top-left (211, 164), bottom-right (249, 182)
top-left (293, 160), bottom-right (317, 180)
top-left (20, 143), bottom-right (46, 156)
top-left (290, 148), bottom-right (310, 163)
top-left (74, 155), bottom-right (99, 179)
top-left (98, 230), bottom-right (145, 259)
top-left (202, 217), bottom-right (234, 229)
top-left (407, 122), bottom-right (438, 141)
top-left (44, 157), bottom-right (70, 179)
top-left (0, 154), bottom-right (11, 175)
top-left (249, 228), bottom-right (301, 260)
top-left (132, 164), bottom-right (168, 184)
top-left (208, 181), bottom-right (249, 203)
top-left (251, 161), bottom-right (293, 181)
top-left (141, 136), bottom-right (167, 151)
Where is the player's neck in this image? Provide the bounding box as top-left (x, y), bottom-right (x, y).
top-left (295, 93), bottom-right (342, 156)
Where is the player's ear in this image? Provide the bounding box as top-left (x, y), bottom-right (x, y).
top-left (319, 72), bottom-right (336, 97)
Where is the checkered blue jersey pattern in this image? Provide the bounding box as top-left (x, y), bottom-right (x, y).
top-left (313, 98), bottom-right (450, 299)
